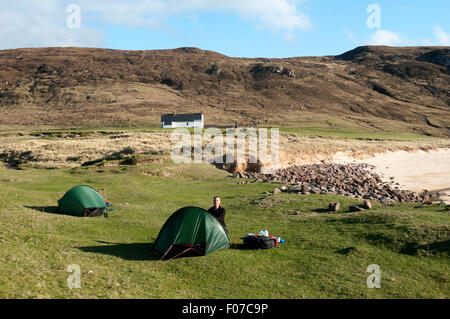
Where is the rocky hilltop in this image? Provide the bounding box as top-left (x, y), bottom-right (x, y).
top-left (0, 46), bottom-right (449, 136)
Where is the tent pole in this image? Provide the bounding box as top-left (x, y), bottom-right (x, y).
top-left (165, 247), bottom-right (193, 262)
top-left (160, 244), bottom-right (174, 261)
top-left (87, 208), bottom-right (101, 217)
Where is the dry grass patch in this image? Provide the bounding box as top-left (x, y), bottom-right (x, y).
top-left (0, 132), bottom-right (175, 168)
top-left (0, 129), bottom-right (449, 169)
top-left (278, 133), bottom-right (450, 166)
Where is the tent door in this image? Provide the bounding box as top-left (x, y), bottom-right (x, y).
top-left (84, 207), bottom-right (105, 217)
top-left (161, 243), bottom-right (207, 260)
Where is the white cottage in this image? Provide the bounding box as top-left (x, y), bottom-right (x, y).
top-left (161, 113), bottom-right (204, 129)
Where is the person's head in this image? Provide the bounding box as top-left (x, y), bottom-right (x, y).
top-left (213, 196), bottom-right (221, 208)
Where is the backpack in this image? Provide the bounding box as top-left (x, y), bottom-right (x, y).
top-left (243, 234), bottom-right (277, 249)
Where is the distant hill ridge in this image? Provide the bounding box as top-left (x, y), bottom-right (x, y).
top-left (0, 45), bottom-right (448, 136)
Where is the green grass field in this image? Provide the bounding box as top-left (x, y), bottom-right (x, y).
top-left (0, 121), bottom-right (440, 141)
top-left (0, 161), bottom-right (448, 299)
top-left (278, 127), bottom-right (439, 141)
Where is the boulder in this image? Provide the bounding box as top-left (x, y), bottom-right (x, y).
top-left (328, 202), bottom-right (340, 212)
top-left (301, 185), bottom-right (310, 193)
top-left (363, 200), bottom-right (372, 209)
top-left (349, 205), bottom-right (365, 212)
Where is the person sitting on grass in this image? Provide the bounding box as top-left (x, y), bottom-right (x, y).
top-left (208, 196), bottom-right (229, 238)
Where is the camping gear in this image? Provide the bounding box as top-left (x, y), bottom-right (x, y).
top-left (154, 206), bottom-right (230, 260)
top-left (104, 202), bottom-right (115, 218)
top-left (243, 230), bottom-right (285, 249)
top-left (259, 229), bottom-right (269, 237)
top-left (57, 185), bottom-right (106, 217)
top-left (243, 234), bottom-right (277, 249)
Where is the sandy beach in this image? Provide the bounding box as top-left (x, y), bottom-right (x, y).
top-left (333, 148), bottom-right (450, 203)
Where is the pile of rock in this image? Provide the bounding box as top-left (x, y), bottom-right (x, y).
top-left (233, 163), bottom-right (439, 203)
top-left (205, 64), bottom-right (222, 76)
top-left (249, 64), bottom-right (296, 78)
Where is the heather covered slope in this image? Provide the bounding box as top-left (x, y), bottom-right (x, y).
top-left (0, 46), bottom-right (449, 136)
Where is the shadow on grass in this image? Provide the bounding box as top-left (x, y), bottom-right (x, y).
top-left (311, 208), bottom-right (330, 213)
top-left (230, 242), bottom-right (275, 251)
top-left (24, 205), bottom-right (108, 218)
top-left (230, 243), bottom-right (252, 250)
top-left (24, 205), bottom-right (59, 214)
top-left (400, 239), bottom-right (450, 256)
top-left (364, 230), bottom-right (449, 257)
top-left (336, 247), bottom-right (356, 255)
top-left (336, 214), bottom-right (396, 225)
top-left (78, 241), bottom-right (160, 261)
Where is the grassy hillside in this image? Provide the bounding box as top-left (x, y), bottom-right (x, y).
top-left (0, 162), bottom-right (448, 298)
top-left (0, 46), bottom-right (449, 137)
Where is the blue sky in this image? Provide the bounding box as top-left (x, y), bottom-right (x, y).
top-left (1, 0), bottom-right (449, 57)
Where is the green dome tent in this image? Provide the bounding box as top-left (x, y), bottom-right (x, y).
top-left (154, 206), bottom-right (230, 260)
top-left (57, 185), bottom-right (106, 217)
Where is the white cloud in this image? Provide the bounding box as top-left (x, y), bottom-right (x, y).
top-left (422, 39), bottom-right (434, 46)
top-left (0, 0), bottom-right (104, 49)
top-left (0, 0), bottom-right (312, 49)
top-left (227, 0), bottom-right (312, 31)
top-left (364, 27), bottom-right (450, 47)
top-left (80, 0), bottom-right (311, 32)
top-left (367, 30), bottom-right (401, 46)
top-left (433, 26), bottom-right (450, 45)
